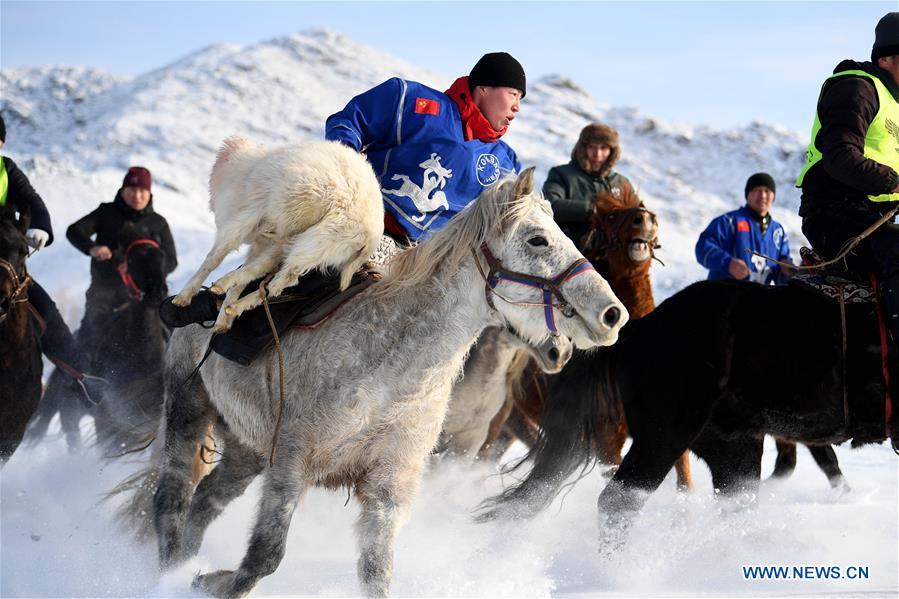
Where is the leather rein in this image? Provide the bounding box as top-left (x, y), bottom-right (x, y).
top-left (0, 257), bottom-right (32, 325)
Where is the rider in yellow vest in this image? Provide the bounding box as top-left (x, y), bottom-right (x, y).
top-left (798, 12), bottom-right (899, 350)
top-left (0, 113), bottom-right (104, 398)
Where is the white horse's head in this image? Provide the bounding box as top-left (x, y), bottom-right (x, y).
top-left (477, 168), bottom-right (627, 348)
top-left (379, 168), bottom-right (626, 348)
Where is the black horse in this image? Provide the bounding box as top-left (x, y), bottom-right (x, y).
top-left (27, 236), bottom-right (170, 453)
top-left (0, 205), bottom-right (42, 464)
top-left (481, 279), bottom-right (896, 543)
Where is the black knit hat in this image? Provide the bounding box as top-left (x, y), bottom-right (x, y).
top-left (873, 12), bottom-right (899, 61)
top-left (469, 52), bottom-right (527, 98)
top-left (745, 172), bottom-right (776, 198)
top-left (0, 113), bottom-right (5, 144)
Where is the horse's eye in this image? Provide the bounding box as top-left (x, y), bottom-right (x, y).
top-left (527, 236), bottom-right (549, 247)
top-left (607, 214), bottom-right (616, 221)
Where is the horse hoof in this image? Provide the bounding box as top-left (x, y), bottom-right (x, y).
top-left (193, 570), bottom-right (245, 598)
top-left (223, 306), bottom-right (237, 317)
top-left (209, 285), bottom-right (224, 295)
top-left (171, 294), bottom-right (192, 307)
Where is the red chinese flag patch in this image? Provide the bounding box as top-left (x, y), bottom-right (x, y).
top-left (414, 97), bottom-right (440, 115)
top-left (736, 220), bottom-right (751, 233)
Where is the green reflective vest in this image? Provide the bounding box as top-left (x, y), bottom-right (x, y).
top-left (0, 157), bottom-right (7, 207)
top-left (796, 69), bottom-right (899, 202)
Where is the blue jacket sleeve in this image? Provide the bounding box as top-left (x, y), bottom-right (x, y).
top-left (325, 78), bottom-right (403, 151)
top-left (695, 215), bottom-right (735, 275)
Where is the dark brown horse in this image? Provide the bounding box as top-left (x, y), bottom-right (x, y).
top-left (0, 204), bottom-right (42, 464)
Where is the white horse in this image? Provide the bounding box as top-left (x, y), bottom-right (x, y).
top-left (437, 327), bottom-right (572, 459)
top-left (149, 168), bottom-right (626, 597)
top-left (172, 137), bottom-right (384, 332)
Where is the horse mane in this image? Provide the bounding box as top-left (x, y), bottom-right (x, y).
top-left (592, 182), bottom-right (641, 218)
top-left (374, 172), bottom-right (548, 298)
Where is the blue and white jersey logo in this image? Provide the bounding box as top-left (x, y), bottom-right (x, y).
top-left (476, 154), bottom-right (501, 186)
top-left (773, 227), bottom-right (784, 249)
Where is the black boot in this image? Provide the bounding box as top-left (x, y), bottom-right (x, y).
top-left (29, 281), bottom-right (109, 403)
top-left (158, 289), bottom-right (221, 328)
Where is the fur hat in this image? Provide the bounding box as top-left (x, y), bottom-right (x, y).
top-left (572, 123), bottom-right (620, 177)
top-left (873, 12), bottom-right (899, 61)
top-left (122, 166), bottom-right (152, 191)
top-left (469, 52), bottom-right (527, 98)
top-left (744, 172), bottom-right (776, 198)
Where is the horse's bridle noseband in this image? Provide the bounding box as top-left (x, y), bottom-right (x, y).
top-left (584, 204), bottom-right (662, 262)
top-left (117, 238), bottom-right (161, 300)
top-left (0, 257), bottom-right (32, 325)
top-left (473, 243), bottom-right (595, 335)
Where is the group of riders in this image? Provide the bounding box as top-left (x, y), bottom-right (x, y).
top-left (3, 12), bottom-right (899, 449)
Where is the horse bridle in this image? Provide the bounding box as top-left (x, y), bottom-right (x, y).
top-left (117, 238), bottom-right (161, 301)
top-left (0, 257), bottom-right (32, 325)
top-left (472, 243), bottom-right (595, 335)
top-left (584, 204), bottom-right (662, 262)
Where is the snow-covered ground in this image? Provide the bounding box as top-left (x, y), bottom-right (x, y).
top-left (1, 430), bottom-right (896, 597)
top-left (1, 30), bottom-right (897, 597)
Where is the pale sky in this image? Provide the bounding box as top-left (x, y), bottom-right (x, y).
top-left (2, 1), bottom-right (897, 133)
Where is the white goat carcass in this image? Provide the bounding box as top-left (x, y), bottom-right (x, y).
top-left (172, 137), bottom-right (384, 332)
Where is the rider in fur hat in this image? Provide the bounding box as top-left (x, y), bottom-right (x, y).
top-left (543, 123), bottom-right (635, 250)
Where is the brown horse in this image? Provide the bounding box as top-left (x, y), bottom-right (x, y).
top-left (0, 205), bottom-right (43, 464)
top-left (480, 186), bottom-right (693, 488)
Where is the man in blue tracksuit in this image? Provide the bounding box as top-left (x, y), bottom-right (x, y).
top-left (695, 173), bottom-right (793, 285)
top-left (325, 52), bottom-right (525, 242)
top-left (161, 52), bottom-right (527, 326)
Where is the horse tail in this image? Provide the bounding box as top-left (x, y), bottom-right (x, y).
top-left (209, 136), bottom-right (255, 202)
top-left (476, 347), bottom-right (616, 520)
top-left (105, 419), bottom-right (164, 544)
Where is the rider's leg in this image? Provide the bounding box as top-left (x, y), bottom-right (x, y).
top-left (28, 281), bottom-right (86, 377)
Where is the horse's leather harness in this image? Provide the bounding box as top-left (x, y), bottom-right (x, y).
top-left (0, 257), bottom-right (32, 325)
top-left (473, 243), bottom-right (595, 335)
top-left (117, 238), bottom-right (161, 300)
top-left (584, 204), bottom-right (661, 261)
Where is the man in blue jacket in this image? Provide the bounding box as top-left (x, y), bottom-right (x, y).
top-left (326, 52), bottom-right (524, 241)
top-left (695, 173), bottom-right (793, 284)
top-left (161, 52), bottom-right (527, 326)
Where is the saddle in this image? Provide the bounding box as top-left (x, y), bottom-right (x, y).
top-left (210, 266), bottom-right (381, 366)
top-left (789, 247), bottom-right (878, 304)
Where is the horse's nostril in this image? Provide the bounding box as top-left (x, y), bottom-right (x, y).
top-left (603, 306), bottom-right (621, 327)
top-left (548, 348), bottom-right (560, 362)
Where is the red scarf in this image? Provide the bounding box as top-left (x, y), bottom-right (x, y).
top-left (444, 76), bottom-right (507, 142)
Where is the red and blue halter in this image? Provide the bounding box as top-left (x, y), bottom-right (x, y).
top-left (476, 243), bottom-right (595, 335)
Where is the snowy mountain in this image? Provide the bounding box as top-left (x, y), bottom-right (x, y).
top-left (1, 29), bottom-right (809, 322)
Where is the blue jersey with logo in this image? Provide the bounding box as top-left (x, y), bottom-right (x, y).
top-left (325, 78), bottom-right (521, 240)
top-left (695, 206), bottom-right (792, 284)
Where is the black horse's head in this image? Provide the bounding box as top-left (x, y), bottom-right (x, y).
top-left (119, 237), bottom-right (168, 305)
top-left (0, 204), bottom-right (32, 322)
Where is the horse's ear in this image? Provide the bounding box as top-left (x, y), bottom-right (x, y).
top-left (513, 167), bottom-right (536, 199)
